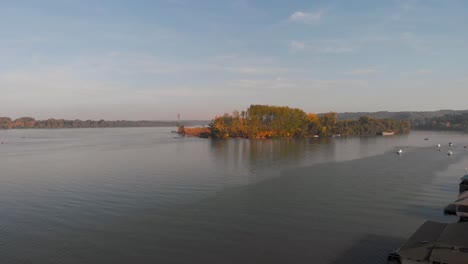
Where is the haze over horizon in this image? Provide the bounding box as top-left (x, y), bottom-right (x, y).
top-left (2, 0), bottom-right (467, 120)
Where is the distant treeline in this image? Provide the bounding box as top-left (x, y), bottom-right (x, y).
top-left (413, 113), bottom-right (468, 132)
top-left (333, 110), bottom-right (468, 121)
top-left (0, 117), bottom-right (207, 129)
top-left (205, 105), bottom-right (410, 139)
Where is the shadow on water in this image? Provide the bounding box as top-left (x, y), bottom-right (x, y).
top-left (86, 147), bottom-right (462, 264)
top-left (3, 146), bottom-right (463, 264)
top-left (330, 234), bottom-right (405, 264)
top-left (152, 146), bottom-right (463, 264)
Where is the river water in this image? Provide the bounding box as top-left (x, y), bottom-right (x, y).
top-left (0, 128), bottom-right (467, 263)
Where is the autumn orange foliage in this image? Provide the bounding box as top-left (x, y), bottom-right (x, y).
top-left (180, 105), bottom-right (410, 139)
top-left (182, 127), bottom-right (211, 138)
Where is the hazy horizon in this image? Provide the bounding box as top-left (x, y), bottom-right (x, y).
top-left (2, 0), bottom-right (467, 120)
top-left (3, 108), bottom-right (468, 122)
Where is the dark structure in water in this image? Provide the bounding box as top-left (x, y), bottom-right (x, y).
top-left (388, 174), bottom-right (468, 263)
top-left (388, 221), bottom-right (468, 264)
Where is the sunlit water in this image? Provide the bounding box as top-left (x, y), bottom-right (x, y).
top-left (0, 128), bottom-right (467, 263)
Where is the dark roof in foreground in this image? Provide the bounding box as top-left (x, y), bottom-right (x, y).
top-left (396, 220), bottom-right (468, 263)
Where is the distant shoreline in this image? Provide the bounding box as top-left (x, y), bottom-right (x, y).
top-left (0, 117), bottom-right (209, 129)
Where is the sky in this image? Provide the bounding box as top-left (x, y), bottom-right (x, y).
top-left (1, 0), bottom-right (468, 120)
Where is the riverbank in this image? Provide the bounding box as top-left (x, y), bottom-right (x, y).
top-left (0, 117), bottom-right (208, 129)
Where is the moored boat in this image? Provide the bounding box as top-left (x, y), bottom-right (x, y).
top-left (378, 131), bottom-right (395, 136)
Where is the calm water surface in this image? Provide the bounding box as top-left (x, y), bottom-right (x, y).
top-left (1, 128), bottom-right (467, 263)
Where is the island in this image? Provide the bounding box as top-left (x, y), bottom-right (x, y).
top-left (179, 105), bottom-right (410, 139)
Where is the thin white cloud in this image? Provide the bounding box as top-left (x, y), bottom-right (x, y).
top-left (226, 67), bottom-right (288, 75)
top-left (227, 78), bottom-right (296, 90)
top-left (390, 14), bottom-right (402, 21)
top-left (227, 78), bottom-right (368, 92)
top-left (0, 68), bottom-right (128, 101)
top-left (0, 67), bottom-right (233, 119)
top-left (399, 69), bottom-right (434, 76)
top-left (231, 0), bottom-right (266, 18)
top-left (74, 52), bottom-right (219, 76)
top-left (320, 46), bottom-right (354, 54)
top-left (143, 67), bottom-right (181, 74)
top-left (400, 32), bottom-right (432, 53)
top-left (401, 31), bottom-right (414, 40)
top-left (289, 40), bottom-right (306, 53)
top-left (345, 68), bottom-right (380, 75)
top-left (214, 54), bottom-right (239, 61)
top-left (167, 0), bottom-right (185, 4)
top-left (289, 10), bottom-right (323, 24)
top-left (81, 52), bottom-right (292, 77)
top-left (309, 79), bottom-right (369, 90)
top-left (289, 40), bottom-right (355, 54)
top-left (390, 0), bottom-right (415, 21)
top-left (415, 69), bottom-right (433, 75)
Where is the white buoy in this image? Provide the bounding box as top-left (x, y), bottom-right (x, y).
top-left (448, 151), bottom-right (453, 156)
top-left (396, 149), bottom-right (403, 155)
top-left (449, 142), bottom-right (453, 147)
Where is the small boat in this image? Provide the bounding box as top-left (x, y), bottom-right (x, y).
top-left (424, 138), bottom-right (429, 140)
top-left (378, 131), bottom-right (395, 136)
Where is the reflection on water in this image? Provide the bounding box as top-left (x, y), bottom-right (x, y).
top-left (0, 128), bottom-right (468, 263)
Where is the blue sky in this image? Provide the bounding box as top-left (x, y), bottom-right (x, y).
top-left (1, 0), bottom-right (468, 120)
